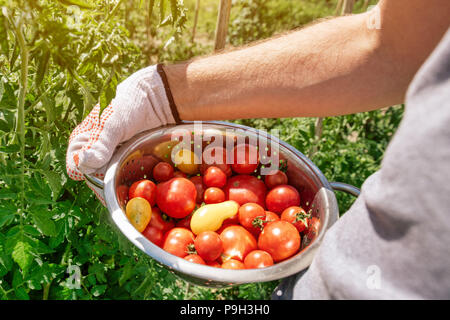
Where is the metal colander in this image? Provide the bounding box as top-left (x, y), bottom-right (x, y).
top-left (85, 121), bottom-right (359, 287)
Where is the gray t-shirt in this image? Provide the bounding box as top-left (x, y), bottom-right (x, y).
top-left (273, 27), bottom-right (450, 299)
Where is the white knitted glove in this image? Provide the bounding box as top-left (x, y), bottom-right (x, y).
top-left (66, 65), bottom-right (178, 204)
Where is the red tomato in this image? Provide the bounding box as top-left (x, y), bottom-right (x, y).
top-left (152, 162), bottom-right (174, 182)
top-left (219, 225), bottom-right (257, 261)
top-left (173, 171), bottom-right (187, 178)
top-left (221, 259), bottom-right (245, 270)
top-left (281, 206), bottom-right (310, 233)
top-left (162, 228), bottom-right (195, 258)
top-left (156, 178), bottom-right (197, 219)
top-left (265, 185), bottom-right (300, 214)
top-left (123, 155), bottom-right (159, 184)
top-left (216, 221), bottom-right (238, 235)
top-left (129, 179), bottom-right (157, 206)
top-left (244, 250), bottom-right (274, 269)
top-left (258, 221), bottom-right (300, 262)
top-left (189, 175), bottom-right (206, 204)
top-left (302, 216), bottom-right (321, 248)
top-left (203, 187), bottom-right (226, 204)
top-left (194, 231), bottom-right (223, 262)
top-left (265, 211), bottom-right (280, 223)
top-left (147, 207), bottom-right (175, 233)
top-left (238, 203), bottom-right (266, 235)
top-left (203, 166), bottom-right (227, 188)
top-left (184, 254), bottom-right (206, 265)
top-left (142, 225), bottom-right (164, 247)
top-left (224, 175), bottom-right (267, 208)
top-left (176, 214), bottom-right (193, 230)
top-left (201, 146), bottom-right (232, 177)
top-left (206, 260), bottom-right (221, 268)
top-left (232, 144), bottom-right (259, 175)
top-left (264, 170), bottom-right (288, 189)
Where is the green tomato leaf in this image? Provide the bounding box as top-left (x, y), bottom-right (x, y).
top-left (91, 284), bottom-right (107, 297)
top-left (41, 170), bottom-right (64, 201)
top-left (14, 287), bottom-right (30, 300)
top-left (12, 241), bottom-right (34, 272)
top-left (31, 209), bottom-right (57, 237)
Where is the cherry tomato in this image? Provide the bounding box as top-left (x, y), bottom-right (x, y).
top-left (206, 260), bottom-right (221, 268)
top-left (152, 162), bottom-right (174, 182)
top-left (203, 187), bottom-right (226, 204)
top-left (156, 177), bottom-right (197, 219)
top-left (194, 231), bottom-right (223, 262)
top-left (184, 254), bottom-right (206, 265)
top-left (176, 214), bottom-right (193, 230)
top-left (281, 206), bottom-right (310, 233)
top-left (162, 227), bottom-right (195, 258)
top-left (129, 179), bottom-right (157, 206)
top-left (302, 216), bottom-right (321, 248)
top-left (232, 144), bottom-right (259, 175)
top-left (265, 185), bottom-right (300, 214)
top-left (189, 176), bottom-right (206, 204)
top-left (173, 171), bottom-right (187, 178)
top-left (142, 225), bottom-right (164, 247)
top-left (125, 197), bottom-right (152, 232)
top-left (221, 259), bottom-right (245, 270)
top-left (250, 210), bottom-right (281, 236)
top-left (216, 218), bottom-right (241, 234)
top-left (258, 221), bottom-right (300, 262)
top-left (224, 175), bottom-right (267, 208)
top-left (201, 146), bottom-right (232, 177)
top-left (264, 170), bottom-right (288, 189)
top-left (244, 250), bottom-right (274, 269)
top-left (203, 166), bottom-right (227, 188)
top-left (147, 207), bottom-right (175, 233)
top-left (238, 203), bottom-right (266, 235)
top-left (172, 148), bottom-right (199, 175)
top-left (265, 211), bottom-right (280, 223)
top-left (123, 155), bottom-right (159, 183)
top-left (219, 225), bottom-right (257, 261)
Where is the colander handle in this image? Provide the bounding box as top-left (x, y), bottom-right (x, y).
top-left (330, 181), bottom-right (360, 197)
top-left (84, 173), bottom-right (105, 190)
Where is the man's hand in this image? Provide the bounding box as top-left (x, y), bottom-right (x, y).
top-left (66, 65), bottom-right (177, 203)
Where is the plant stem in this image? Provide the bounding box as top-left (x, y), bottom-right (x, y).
top-left (14, 16), bottom-right (29, 232)
top-left (42, 282), bottom-right (51, 300)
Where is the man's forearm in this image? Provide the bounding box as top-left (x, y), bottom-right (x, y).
top-left (163, 0), bottom-right (449, 121)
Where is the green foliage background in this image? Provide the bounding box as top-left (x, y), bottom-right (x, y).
top-left (0, 0), bottom-right (402, 300)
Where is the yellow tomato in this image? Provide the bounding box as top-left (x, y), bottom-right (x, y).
top-left (152, 140), bottom-right (179, 164)
top-left (172, 148), bottom-right (200, 175)
top-left (125, 197), bottom-right (152, 232)
top-left (190, 201), bottom-right (239, 235)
